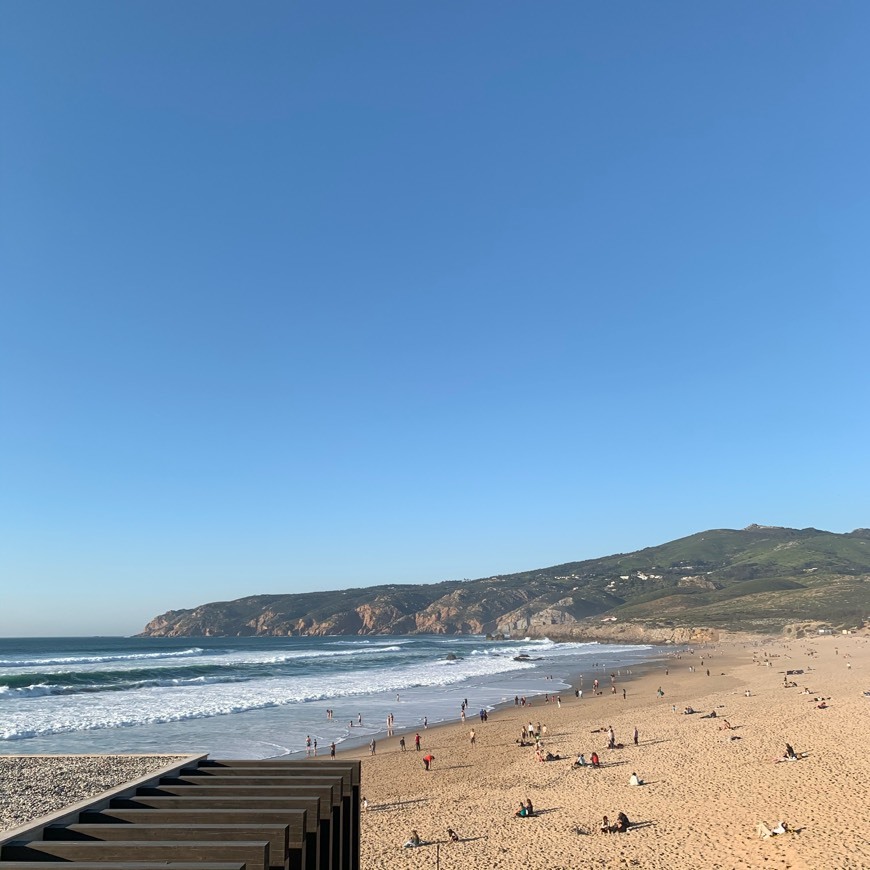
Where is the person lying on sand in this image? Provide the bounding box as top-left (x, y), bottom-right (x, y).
top-left (683, 706), bottom-right (696, 714)
top-left (700, 710), bottom-right (718, 718)
top-left (718, 719), bottom-right (733, 730)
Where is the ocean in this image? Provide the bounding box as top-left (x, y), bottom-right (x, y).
top-left (0, 635), bottom-right (662, 758)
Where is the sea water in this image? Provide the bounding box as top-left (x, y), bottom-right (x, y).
top-left (0, 635), bottom-right (660, 758)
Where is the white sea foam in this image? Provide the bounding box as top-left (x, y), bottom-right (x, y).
top-left (0, 643), bottom-right (405, 678)
top-left (0, 650), bottom-right (535, 740)
top-left (0, 648), bottom-right (205, 669)
top-left (0, 674), bottom-right (247, 699)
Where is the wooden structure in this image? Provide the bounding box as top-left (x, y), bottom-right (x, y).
top-left (0, 757), bottom-right (360, 870)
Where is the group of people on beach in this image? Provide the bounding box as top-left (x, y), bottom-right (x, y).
top-left (600, 812), bottom-right (631, 833)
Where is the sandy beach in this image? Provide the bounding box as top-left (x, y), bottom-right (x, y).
top-left (1, 632), bottom-right (867, 869)
top-left (348, 632), bottom-right (870, 870)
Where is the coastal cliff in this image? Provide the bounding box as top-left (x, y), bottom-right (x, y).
top-left (139, 526), bottom-right (870, 638)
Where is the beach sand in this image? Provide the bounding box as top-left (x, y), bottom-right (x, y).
top-left (348, 632), bottom-right (870, 870)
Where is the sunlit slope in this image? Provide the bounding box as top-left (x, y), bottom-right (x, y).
top-left (139, 526), bottom-right (870, 636)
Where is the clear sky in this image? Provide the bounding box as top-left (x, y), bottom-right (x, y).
top-left (1, 2), bottom-right (868, 637)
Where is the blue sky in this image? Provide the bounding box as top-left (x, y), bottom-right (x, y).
top-left (1, 2), bottom-right (868, 636)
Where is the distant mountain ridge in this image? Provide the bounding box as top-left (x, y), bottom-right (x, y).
top-left (138, 526), bottom-right (870, 638)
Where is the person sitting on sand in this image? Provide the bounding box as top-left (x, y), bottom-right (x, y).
top-left (718, 719), bottom-right (733, 730)
top-left (572, 753), bottom-right (588, 768)
top-left (784, 743), bottom-right (798, 760)
top-left (600, 815), bottom-right (612, 833)
top-left (683, 706), bottom-right (696, 714)
top-left (590, 752), bottom-right (601, 768)
top-left (613, 812), bottom-right (631, 833)
top-left (446, 828), bottom-right (460, 842)
top-left (757, 821), bottom-right (789, 838)
top-left (515, 802), bottom-right (529, 818)
top-left (525, 798), bottom-right (535, 817)
top-left (629, 772), bottom-right (644, 786)
top-left (403, 830), bottom-right (423, 848)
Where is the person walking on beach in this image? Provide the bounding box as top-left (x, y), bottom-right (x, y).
top-left (313, 738), bottom-right (317, 757)
top-left (306, 735), bottom-right (312, 756)
top-left (470, 728), bottom-right (476, 747)
top-left (633, 726), bottom-right (639, 746)
top-left (622, 688), bottom-right (626, 700)
top-left (423, 753), bottom-right (434, 771)
top-left (415, 732), bottom-right (421, 751)
top-left (369, 738), bottom-right (376, 756)
top-left (399, 736), bottom-right (406, 751)
top-left (330, 741), bottom-right (336, 758)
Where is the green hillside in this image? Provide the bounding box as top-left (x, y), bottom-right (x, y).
top-left (139, 525), bottom-right (870, 637)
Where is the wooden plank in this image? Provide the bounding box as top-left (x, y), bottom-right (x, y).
top-left (77, 808), bottom-right (307, 849)
top-left (185, 766), bottom-right (356, 797)
top-left (164, 776), bottom-right (343, 793)
top-left (0, 864), bottom-right (244, 870)
top-left (196, 761), bottom-right (359, 790)
top-left (47, 824), bottom-right (289, 870)
top-left (194, 761), bottom-right (359, 870)
top-left (106, 799), bottom-right (321, 870)
top-left (132, 786), bottom-right (337, 870)
top-left (138, 784), bottom-right (339, 807)
top-left (1, 840), bottom-right (269, 870)
top-left (110, 796), bottom-right (322, 830)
